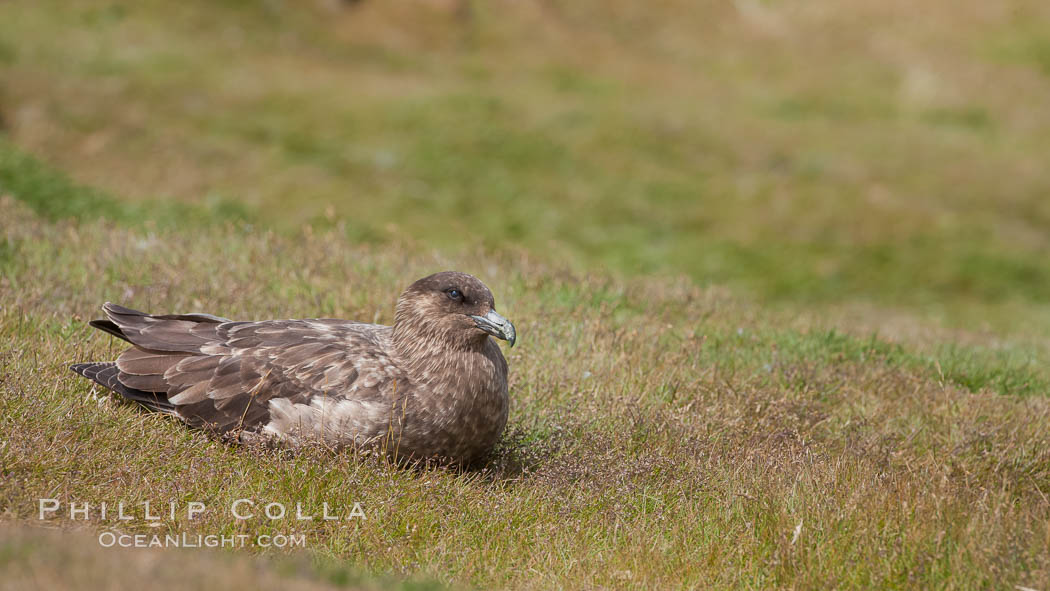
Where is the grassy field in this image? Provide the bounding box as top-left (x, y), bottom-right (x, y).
top-left (2, 0), bottom-right (1050, 589)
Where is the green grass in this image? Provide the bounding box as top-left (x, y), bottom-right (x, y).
top-left (0, 136), bottom-right (134, 221)
top-left (0, 137), bottom-right (252, 226)
top-left (3, 0), bottom-right (1050, 334)
top-left (1, 0), bottom-right (1050, 589)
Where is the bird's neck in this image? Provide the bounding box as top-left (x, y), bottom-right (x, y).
top-left (392, 318), bottom-right (487, 386)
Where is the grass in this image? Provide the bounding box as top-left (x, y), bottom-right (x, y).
top-left (1, 197), bottom-right (1049, 589)
top-left (0, 138), bottom-right (252, 226)
top-left (1, 0), bottom-right (1050, 589)
top-left (3, 0), bottom-right (1050, 333)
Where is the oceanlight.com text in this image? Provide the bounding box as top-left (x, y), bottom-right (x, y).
top-left (97, 531), bottom-right (308, 549)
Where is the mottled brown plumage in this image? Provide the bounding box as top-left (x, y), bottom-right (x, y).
top-left (70, 271), bottom-right (516, 465)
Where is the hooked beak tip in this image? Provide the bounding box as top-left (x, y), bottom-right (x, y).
top-left (471, 310), bottom-right (516, 347)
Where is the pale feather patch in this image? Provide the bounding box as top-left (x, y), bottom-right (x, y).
top-left (262, 396), bottom-right (390, 446)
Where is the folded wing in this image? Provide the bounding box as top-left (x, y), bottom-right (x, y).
top-left (82, 303), bottom-right (400, 436)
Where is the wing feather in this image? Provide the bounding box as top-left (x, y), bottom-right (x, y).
top-left (116, 347), bottom-right (188, 376)
top-left (102, 302), bottom-right (223, 353)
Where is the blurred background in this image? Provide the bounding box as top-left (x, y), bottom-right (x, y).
top-left (3, 0), bottom-right (1050, 332)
